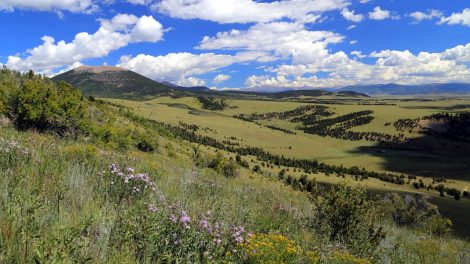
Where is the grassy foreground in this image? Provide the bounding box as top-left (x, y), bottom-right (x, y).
top-left (1, 124), bottom-right (470, 263)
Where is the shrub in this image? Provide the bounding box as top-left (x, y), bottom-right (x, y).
top-left (207, 152), bottom-right (240, 178)
top-left (135, 132), bottom-right (157, 152)
top-left (388, 194), bottom-right (439, 228)
top-left (422, 215), bottom-right (452, 236)
top-left (9, 79), bottom-right (88, 136)
top-left (222, 161), bottom-right (240, 178)
top-left (310, 184), bottom-right (385, 259)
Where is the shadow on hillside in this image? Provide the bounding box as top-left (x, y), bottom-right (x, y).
top-left (349, 133), bottom-right (470, 180)
top-left (350, 133), bottom-right (470, 238)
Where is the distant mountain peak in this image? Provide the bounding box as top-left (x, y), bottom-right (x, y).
top-left (73, 65), bottom-right (127, 73)
top-left (52, 66), bottom-right (179, 98)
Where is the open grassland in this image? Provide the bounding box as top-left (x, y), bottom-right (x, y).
top-left (107, 96), bottom-right (470, 237)
top-left (108, 97), bottom-right (470, 181)
top-left (1, 122), bottom-right (470, 263)
top-left (3, 70), bottom-right (470, 263)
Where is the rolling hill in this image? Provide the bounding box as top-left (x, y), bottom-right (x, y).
top-left (52, 66), bottom-right (181, 99)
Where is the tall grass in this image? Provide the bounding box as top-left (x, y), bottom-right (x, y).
top-left (0, 124), bottom-right (469, 263)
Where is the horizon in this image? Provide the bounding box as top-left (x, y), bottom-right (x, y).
top-left (1, 0), bottom-right (470, 91)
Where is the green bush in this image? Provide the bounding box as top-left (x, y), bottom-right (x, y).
top-left (9, 79), bottom-right (88, 136)
top-left (388, 194), bottom-right (439, 228)
top-left (422, 215), bottom-right (453, 236)
top-left (134, 131), bottom-right (158, 152)
top-left (311, 184), bottom-right (385, 260)
top-left (207, 152), bottom-right (240, 178)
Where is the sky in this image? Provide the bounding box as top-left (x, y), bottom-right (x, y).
top-left (0, 0), bottom-right (469, 91)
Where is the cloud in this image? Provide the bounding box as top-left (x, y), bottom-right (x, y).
top-left (341, 8), bottom-right (364, 22)
top-left (198, 21), bottom-right (343, 65)
top-left (346, 25), bottom-right (357, 30)
top-left (409, 10), bottom-right (442, 23)
top-left (213, 74), bottom-right (231, 84)
top-left (350, 40), bottom-right (358, 45)
top-left (0, 0), bottom-right (98, 13)
top-left (125, 0), bottom-right (153, 5)
top-left (350, 50), bottom-right (365, 58)
top-left (441, 43), bottom-right (470, 62)
top-left (439, 8), bottom-right (470, 27)
top-left (152, 0), bottom-right (348, 24)
top-left (177, 76), bottom-right (206, 87)
top-left (245, 43), bottom-right (470, 89)
top-left (6, 14), bottom-right (164, 74)
top-left (368, 6), bottom-right (391, 20)
top-left (117, 51), bottom-right (265, 83)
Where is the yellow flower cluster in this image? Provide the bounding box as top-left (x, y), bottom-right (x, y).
top-left (329, 250), bottom-right (371, 264)
top-left (239, 233), bottom-right (301, 263)
top-left (239, 234), bottom-right (370, 264)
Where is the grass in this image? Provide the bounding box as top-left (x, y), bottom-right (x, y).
top-left (107, 96), bottom-right (470, 181)
top-left (1, 123), bottom-right (469, 263)
top-left (106, 96), bottom-right (470, 238)
top-left (2, 70), bottom-right (470, 262)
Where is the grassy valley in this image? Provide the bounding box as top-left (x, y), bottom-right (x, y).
top-left (1, 68), bottom-right (470, 263)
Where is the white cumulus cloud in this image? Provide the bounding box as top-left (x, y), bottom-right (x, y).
top-left (439, 8), bottom-right (470, 27)
top-left (0, 0), bottom-right (98, 13)
top-left (117, 51), bottom-right (265, 83)
top-left (198, 21), bottom-right (343, 65)
top-left (244, 43), bottom-right (470, 90)
top-left (152, 0), bottom-right (348, 24)
top-left (6, 14), bottom-right (164, 74)
top-left (409, 9), bottom-right (442, 23)
top-left (177, 76), bottom-right (206, 87)
top-left (213, 74), bottom-right (231, 83)
top-left (369, 6), bottom-right (391, 20)
top-left (341, 8), bottom-right (364, 22)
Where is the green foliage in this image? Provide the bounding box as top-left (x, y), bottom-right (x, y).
top-left (197, 96), bottom-right (229, 111)
top-left (387, 194), bottom-right (453, 236)
top-left (207, 152), bottom-right (240, 178)
top-left (422, 215), bottom-right (453, 236)
top-left (33, 219), bottom-right (93, 263)
top-left (311, 184), bottom-right (385, 259)
top-left (8, 78), bottom-right (88, 136)
top-left (134, 131), bottom-right (157, 152)
top-left (388, 194), bottom-right (439, 228)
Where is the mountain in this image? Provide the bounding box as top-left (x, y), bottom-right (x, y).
top-left (52, 66), bottom-right (180, 98)
top-left (337, 83), bottom-right (470, 95)
top-left (268, 89), bottom-right (369, 99)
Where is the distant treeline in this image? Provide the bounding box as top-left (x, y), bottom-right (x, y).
top-left (301, 110), bottom-right (407, 144)
top-left (197, 96), bottom-right (230, 110)
top-left (235, 105), bottom-right (333, 122)
top-left (394, 112), bottom-right (470, 141)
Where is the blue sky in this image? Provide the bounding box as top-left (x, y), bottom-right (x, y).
top-left (1, 0), bottom-right (469, 90)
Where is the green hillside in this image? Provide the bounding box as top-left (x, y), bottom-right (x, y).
top-left (1, 68), bottom-right (470, 263)
top-left (51, 66), bottom-right (182, 99)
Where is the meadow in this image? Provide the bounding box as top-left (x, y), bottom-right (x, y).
top-left (1, 69), bottom-right (470, 263)
top-left (108, 95), bottom-right (470, 237)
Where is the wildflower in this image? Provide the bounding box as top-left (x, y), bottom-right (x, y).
top-left (148, 204), bottom-right (159, 213)
top-left (235, 236), bottom-right (244, 244)
top-left (170, 214), bottom-right (178, 223)
top-left (179, 211), bottom-right (191, 229)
